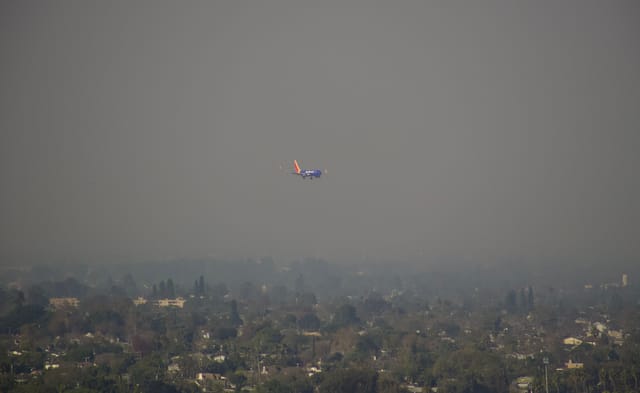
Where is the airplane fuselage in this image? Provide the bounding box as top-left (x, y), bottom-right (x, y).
top-left (296, 169), bottom-right (322, 179)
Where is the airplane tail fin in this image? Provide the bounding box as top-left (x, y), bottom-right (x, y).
top-left (293, 159), bottom-right (301, 174)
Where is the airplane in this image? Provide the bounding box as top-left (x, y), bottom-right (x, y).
top-left (291, 159), bottom-right (324, 179)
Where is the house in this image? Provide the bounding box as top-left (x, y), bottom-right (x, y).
top-left (405, 385), bottom-right (423, 393)
top-left (306, 365), bottom-right (322, 377)
top-left (606, 329), bottom-right (624, 345)
top-left (593, 322), bottom-right (607, 333)
top-left (155, 297), bottom-right (186, 308)
top-left (608, 329), bottom-right (623, 339)
top-left (133, 297), bottom-right (147, 306)
top-left (196, 373), bottom-right (225, 381)
top-left (574, 318), bottom-right (589, 325)
top-left (195, 372), bottom-right (227, 388)
top-left (565, 360), bottom-right (584, 369)
top-left (49, 297), bottom-right (80, 309)
top-left (563, 337), bottom-right (582, 346)
top-left (507, 353), bottom-right (535, 361)
top-left (511, 376), bottom-right (534, 393)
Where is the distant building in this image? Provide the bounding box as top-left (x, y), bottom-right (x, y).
top-left (563, 337), bottom-right (583, 346)
top-left (133, 297), bottom-right (147, 306)
top-left (49, 297), bottom-right (80, 309)
top-left (195, 372), bottom-right (226, 388)
top-left (154, 297), bottom-right (186, 308)
top-left (583, 336), bottom-right (598, 346)
top-left (593, 322), bottom-right (607, 334)
top-left (608, 329), bottom-right (624, 345)
top-left (574, 318), bottom-right (589, 325)
top-left (565, 360), bottom-right (584, 369)
top-left (608, 329), bottom-right (623, 340)
top-left (405, 385), bottom-right (423, 393)
top-left (196, 372), bottom-right (224, 382)
top-left (511, 376), bottom-right (534, 393)
top-left (306, 364), bottom-right (322, 377)
top-left (622, 273), bottom-right (628, 287)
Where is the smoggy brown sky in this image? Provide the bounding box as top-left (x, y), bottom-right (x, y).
top-left (1, 1), bottom-right (639, 265)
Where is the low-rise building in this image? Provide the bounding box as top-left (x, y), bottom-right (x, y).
top-left (133, 297), bottom-right (147, 306)
top-left (608, 329), bottom-right (624, 345)
top-left (563, 337), bottom-right (582, 346)
top-left (565, 360), bottom-right (584, 369)
top-left (195, 372), bottom-right (227, 388)
top-left (155, 297), bottom-right (186, 308)
top-left (49, 297), bottom-right (80, 309)
top-left (511, 376), bottom-right (534, 393)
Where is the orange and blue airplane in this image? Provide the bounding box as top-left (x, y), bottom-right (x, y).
top-left (291, 160), bottom-right (324, 179)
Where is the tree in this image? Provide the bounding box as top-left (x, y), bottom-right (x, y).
top-left (228, 370), bottom-right (247, 392)
top-left (433, 348), bottom-right (507, 393)
top-left (240, 281), bottom-right (259, 302)
top-left (142, 380), bottom-right (181, 393)
top-left (519, 288), bottom-right (527, 313)
top-left (333, 304), bottom-right (359, 328)
top-left (295, 274), bottom-right (305, 293)
top-left (258, 379), bottom-right (293, 393)
top-left (353, 335), bottom-right (379, 361)
top-left (319, 368), bottom-right (377, 393)
top-left (258, 371), bottom-right (313, 393)
top-left (211, 283), bottom-right (229, 300)
top-left (122, 273), bottom-right (137, 296)
top-left (214, 327), bottom-right (237, 340)
top-left (433, 321), bottom-right (461, 338)
top-left (199, 275), bottom-right (205, 295)
top-left (1, 303), bottom-right (46, 331)
top-left (270, 285), bottom-right (289, 306)
top-left (254, 324), bottom-right (283, 350)
top-left (377, 373), bottom-right (406, 393)
top-left (298, 292), bottom-right (318, 309)
top-left (229, 300), bottom-right (243, 327)
top-left (167, 279), bottom-right (175, 298)
top-left (132, 333), bottom-right (154, 356)
top-left (282, 313), bottom-right (297, 328)
top-left (299, 313), bottom-right (321, 330)
top-left (26, 285), bottom-right (48, 307)
top-left (362, 292), bottom-right (390, 317)
top-left (159, 281), bottom-right (166, 298)
top-left (128, 354), bottom-right (166, 389)
top-left (505, 290), bottom-right (517, 314)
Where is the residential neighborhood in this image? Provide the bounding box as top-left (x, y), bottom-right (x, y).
top-left (1, 259), bottom-right (639, 393)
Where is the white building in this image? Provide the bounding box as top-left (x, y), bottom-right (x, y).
top-left (563, 337), bottom-right (583, 346)
top-left (155, 297), bottom-right (186, 308)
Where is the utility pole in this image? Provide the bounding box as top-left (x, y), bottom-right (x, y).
top-left (543, 356), bottom-right (549, 393)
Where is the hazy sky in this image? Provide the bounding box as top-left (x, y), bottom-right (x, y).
top-left (1, 1), bottom-right (639, 265)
